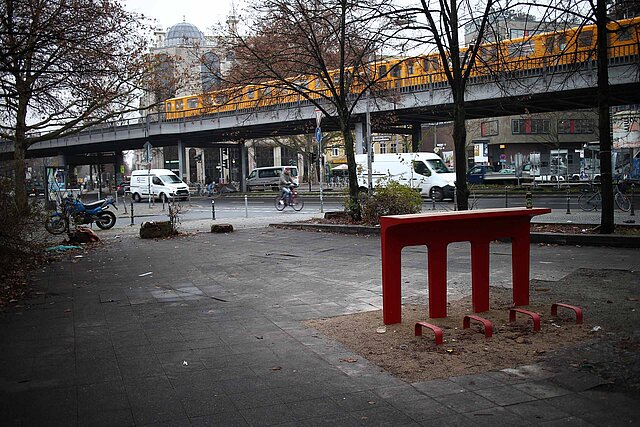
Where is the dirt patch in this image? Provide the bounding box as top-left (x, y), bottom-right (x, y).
top-left (305, 269), bottom-right (640, 392)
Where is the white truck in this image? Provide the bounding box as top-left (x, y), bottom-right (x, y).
top-left (356, 152), bottom-right (456, 201)
top-left (129, 169), bottom-right (190, 202)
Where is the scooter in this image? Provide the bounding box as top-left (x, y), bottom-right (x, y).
top-left (45, 193), bottom-right (118, 234)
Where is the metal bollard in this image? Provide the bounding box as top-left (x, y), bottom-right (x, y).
top-left (566, 187), bottom-right (571, 214)
top-left (525, 191), bottom-right (533, 209)
top-left (211, 200), bottom-right (216, 220)
top-left (244, 195), bottom-right (248, 218)
top-left (631, 184), bottom-right (635, 216)
top-left (162, 197), bottom-right (165, 211)
top-left (130, 201), bottom-right (134, 225)
top-left (432, 197), bottom-right (436, 211)
top-left (505, 186), bottom-right (509, 208)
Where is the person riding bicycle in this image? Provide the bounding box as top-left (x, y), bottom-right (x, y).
top-left (279, 167), bottom-right (296, 205)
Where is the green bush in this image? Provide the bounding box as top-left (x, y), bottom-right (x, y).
top-left (360, 178), bottom-right (422, 225)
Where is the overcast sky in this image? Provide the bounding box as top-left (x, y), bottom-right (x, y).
top-left (124, 0), bottom-right (242, 34)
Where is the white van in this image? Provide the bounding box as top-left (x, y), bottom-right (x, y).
top-left (246, 166), bottom-right (299, 191)
top-left (356, 152), bottom-right (456, 201)
top-left (129, 169), bottom-right (190, 202)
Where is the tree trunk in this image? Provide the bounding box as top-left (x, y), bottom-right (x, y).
top-left (13, 141), bottom-right (28, 213)
top-left (596, 0), bottom-right (614, 233)
top-left (342, 119), bottom-right (361, 220)
top-left (452, 94), bottom-right (470, 210)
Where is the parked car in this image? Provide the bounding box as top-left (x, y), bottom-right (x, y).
top-left (116, 181), bottom-right (130, 196)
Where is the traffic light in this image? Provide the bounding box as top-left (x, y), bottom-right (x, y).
top-left (311, 152), bottom-right (317, 163)
top-left (222, 159), bottom-right (228, 168)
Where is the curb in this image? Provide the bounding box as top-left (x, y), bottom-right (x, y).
top-left (270, 222), bottom-right (640, 248)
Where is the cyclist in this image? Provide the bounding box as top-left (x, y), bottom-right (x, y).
top-left (279, 167), bottom-right (295, 205)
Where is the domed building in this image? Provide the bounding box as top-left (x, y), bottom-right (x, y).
top-left (165, 21), bottom-right (205, 47)
top-left (137, 17), bottom-right (240, 184)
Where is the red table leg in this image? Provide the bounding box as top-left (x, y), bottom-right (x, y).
top-left (471, 239), bottom-right (490, 313)
top-left (427, 241), bottom-right (448, 318)
top-left (381, 231), bottom-right (403, 324)
top-left (511, 226), bottom-right (531, 307)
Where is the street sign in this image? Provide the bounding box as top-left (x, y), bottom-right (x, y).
top-left (143, 141), bottom-right (153, 162)
top-left (315, 127), bottom-right (322, 143)
top-left (315, 109), bottom-right (322, 128)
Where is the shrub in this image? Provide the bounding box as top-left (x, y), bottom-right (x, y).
top-left (360, 178), bottom-right (422, 225)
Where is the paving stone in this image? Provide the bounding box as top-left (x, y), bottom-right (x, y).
top-left (432, 391), bottom-right (497, 413)
top-left (474, 384), bottom-right (538, 406)
top-left (412, 378), bottom-right (468, 397)
top-left (512, 380), bottom-right (572, 399)
top-left (449, 372), bottom-right (507, 390)
top-left (504, 399), bottom-right (572, 422)
top-left (463, 406), bottom-right (528, 426)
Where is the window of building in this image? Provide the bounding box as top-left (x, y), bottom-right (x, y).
top-left (390, 143), bottom-right (397, 153)
top-left (331, 147), bottom-right (340, 157)
top-left (558, 119), bottom-right (594, 134)
top-left (512, 119), bottom-right (550, 134)
top-left (481, 120), bottom-right (499, 136)
top-left (379, 142), bottom-right (387, 154)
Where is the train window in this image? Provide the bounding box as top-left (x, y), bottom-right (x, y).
top-left (423, 57), bottom-right (439, 71)
top-left (557, 35), bottom-right (567, 51)
top-left (176, 100), bottom-right (184, 110)
top-left (390, 65), bottom-right (401, 78)
top-left (616, 28), bottom-right (633, 42)
top-left (247, 89), bottom-right (255, 99)
top-left (406, 61), bottom-right (414, 75)
top-left (479, 45), bottom-right (498, 62)
top-left (166, 103), bottom-right (172, 112)
top-left (544, 37), bottom-right (555, 54)
top-left (295, 80), bottom-right (308, 89)
top-left (215, 94), bottom-right (227, 104)
top-left (508, 41), bottom-right (534, 58)
top-left (378, 65), bottom-right (387, 76)
top-left (187, 98), bottom-right (198, 109)
top-left (263, 86), bottom-right (272, 96)
top-left (578, 31), bottom-right (593, 47)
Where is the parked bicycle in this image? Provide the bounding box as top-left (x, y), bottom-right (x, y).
top-left (275, 186), bottom-right (304, 211)
top-left (578, 182), bottom-right (631, 212)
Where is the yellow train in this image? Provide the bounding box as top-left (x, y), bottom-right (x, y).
top-left (164, 16), bottom-right (640, 120)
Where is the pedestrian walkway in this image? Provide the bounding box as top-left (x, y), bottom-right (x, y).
top-left (1, 216), bottom-right (638, 425)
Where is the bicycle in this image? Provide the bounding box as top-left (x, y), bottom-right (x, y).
top-left (578, 183), bottom-right (631, 212)
top-left (275, 186), bottom-right (304, 211)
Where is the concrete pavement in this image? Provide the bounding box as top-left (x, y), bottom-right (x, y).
top-left (1, 209), bottom-right (639, 425)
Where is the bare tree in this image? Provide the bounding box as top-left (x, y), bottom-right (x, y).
top-left (0, 0), bottom-right (151, 209)
top-left (515, 0), bottom-right (637, 233)
top-left (390, 0), bottom-right (500, 210)
top-left (211, 0), bottom-right (406, 219)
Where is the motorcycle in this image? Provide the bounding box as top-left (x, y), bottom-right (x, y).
top-left (45, 193), bottom-right (118, 234)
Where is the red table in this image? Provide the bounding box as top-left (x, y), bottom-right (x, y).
top-left (380, 207), bottom-right (551, 324)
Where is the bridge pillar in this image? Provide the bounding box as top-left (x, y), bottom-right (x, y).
top-left (115, 152), bottom-right (124, 181)
top-left (355, 121), bottom-right (364, 155)
top-left (177, 140), bottom-right (185, 180)
top-left (412, 124), bottom-right (422, 152)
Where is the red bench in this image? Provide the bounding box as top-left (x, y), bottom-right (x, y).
top-left (380, 207), bottom-right (551, 324)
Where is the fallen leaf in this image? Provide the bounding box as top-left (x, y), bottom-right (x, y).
top-left (339, 358), bottom-right (358, 363)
